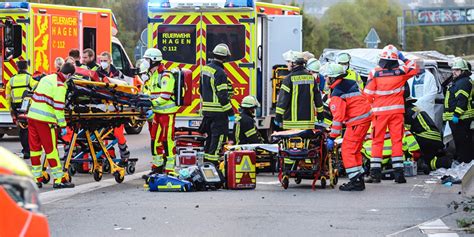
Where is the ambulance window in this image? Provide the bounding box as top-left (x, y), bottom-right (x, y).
top-left (112, 43), bottom-right (124, 70)
top-left (3, 22), bottom-right (22, 60)
top-left (206, 25), bottom-right (245, 62)
top-left (157, 25), bottom-right (196, 64)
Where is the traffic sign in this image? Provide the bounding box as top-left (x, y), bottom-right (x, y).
top-left (364, 27), bottom-right (381, 48)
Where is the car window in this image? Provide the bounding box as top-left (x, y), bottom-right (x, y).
top-left (206, 25), bottom-right (245, 62)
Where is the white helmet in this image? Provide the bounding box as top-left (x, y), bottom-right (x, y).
top-left (306, 58), bottom-right (321, 73)
top-left (241, 96), bottom-right (260, 108)
top-left (282, 50), bottom-right (304, 63)
top-left (143, 48), bottom-right (163, 62)
top-left (213, 43), bottom-right (231, 57)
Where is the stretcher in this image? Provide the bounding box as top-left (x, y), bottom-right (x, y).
top-left (272, 127), bottom-right (339, 190)
top-left (54, 79), bottom-right (150, 183)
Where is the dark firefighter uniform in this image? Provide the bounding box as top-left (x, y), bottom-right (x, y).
top-left (405, 102), bottom-right (451, 171)
top-left (443, 70), bottom-right (473, 163)
top-left (234, 110), bottom-right (263, 145)
top-left (199, 60), bottom-right (234, 164)
top-left (275, 65), bottom-right (324, 129)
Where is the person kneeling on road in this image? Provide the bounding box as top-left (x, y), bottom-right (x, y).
top-left (325, 63), bottom-right (373, 191)
top-left (234, 96), bottom-right (264, 145)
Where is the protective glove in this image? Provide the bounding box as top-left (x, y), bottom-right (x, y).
top-left (60, 128), bottom-right (67, 137)
top-left (398, 51), bottom-right (406, 61)
top-left (452, 115), bottom-right (459, 124)
top-left (146, 110), bottom-right (154, 120)
top-left (273, 120), bottom-right (282, 128)
top-left (228, 115), bottom-right (235, 122)
top-left (326, 138), bottom-right (335, 151)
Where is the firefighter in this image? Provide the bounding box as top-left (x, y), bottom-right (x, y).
top-left (141, 48), bottom-right (178, 176)
top-left (275, 50), bottom-right (324, 129)
top-left (363, 45), bottom-right (418, 184)
top-left (97, 51), bottom-right (130, 164)
top-left (325, 63), bottom-right (373, 191)
top-left (303, 51), bottom-right (315, 62)
top-left (306, 58), bottom-right (326, 94)
top-left (5, 60), bottom-right (37, 160)
top-left (336, 52), bottom-right (364, 90)
top-left (27, 62), bottom-right (76, 189)
top-left (405, 97), bottom-right (452, 172)
top-left (81, 48), bottom-right (99, 71)
top-left (443, 58), bottom-right (473, 164)
top-left (234, 96), bottom-right (264, 145)
top-left (199, 43), bottom-right (234, 166)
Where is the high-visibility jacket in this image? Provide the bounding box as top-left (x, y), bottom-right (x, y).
top-left (200, 60), bottom-right (234, 117)
top-left (364, 60), bottom-right (417, 115)
top-left (80, 62), bottom-right (99, 71)
top-left (149, 67), bottom-right (178, 114)
top-left (362, 130), bottom-right (419, 161)
top-left (443, 72), bottom-right (473, 121)
top-left (344, 69), bottom-right (364, 90)
top-left (405, 104), bottom-right (442, 142)
top-left (276, 65), bottom-right (324, 129)
top-left (27, 73), bottom-right (67, 127)
top-left (5, 72), bottom-right (36, 107)
top-left (329, 79), bottom-right (373, 138)
top-left (234, 110), bottom-right (263, 145)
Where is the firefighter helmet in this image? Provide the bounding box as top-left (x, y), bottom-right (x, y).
top-left (143, 48), bottom-right (163, 62)
top-left (282, 50), bottom-right (303, 63)
top-left (336, 52), bottom-right (351, 64)
top-left (306, 58), bottom-right (321, 73)
top-left (451, 58), bottom-right (469, 71)
top-left (380, 44), bottom-right (399, 60)
top-left (325, 63), bottom-right (345, 78)
top-left (213, 43), bottom-right (231, 57)
top-left (241, 96), bottom-right (260, 108)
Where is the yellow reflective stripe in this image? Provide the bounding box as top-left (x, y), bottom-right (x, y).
top-left (245, 128), bottom-right (257, 137)
top-left (281, 84), bottom-right (290, 93)
top-left (444, 91), bottom-right (450, 108)
top-left (222, 103), bottom-right (232, 111)
top-left (455, 107), bottom-right (464, 114)
top-left (276, 107), bottom-right (285, 115)
top-left (455, 90), bottom-right (469, 98)
top-left (216, 84), bottom-right (227, 91)
top-left (235, 123), bottom-right (241, 144)
top-left (431, 157), bottom-right (438, 170)
top-left (291, 84), bottom-right (298, 121)
top-left (417, 114), bottom-right (430, 132)
top-left (316, 106), bottom-right (324, 113)
top-left (310, 84), bottom-right (314, 119)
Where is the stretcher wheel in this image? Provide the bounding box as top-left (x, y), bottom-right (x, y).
top-left (295, 177), bottom-right (302, 184)
top-left (126, 163), bottom-right (136, 174)
top-left (103, 160), bottom-right (111, 173)
top-left (320, 177), bottom-right (327, 189)
top-left (42, 172), bottom-right (50, 184)
top-left (114, 171), bottom-right (124, 183)
top-left (281, 176), bottom-right (289, 189)
top-left (93, 169), bottom-right (103, 182)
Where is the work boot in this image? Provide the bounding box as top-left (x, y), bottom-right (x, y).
top-left (142, 166), bottom-right (163, 180)
top-left (365, 168), bottom-right (381, 183)
top-left (53, 181), bottom-right (75, 189)
top-left (394, 168), bottom-right (406, 184)
top-left (339, 174), bottom-right (365, 191)
top-left (36, 182), bottom-right (43, 188)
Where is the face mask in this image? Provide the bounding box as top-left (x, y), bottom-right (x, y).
top-left (141, 74), bottom-right (149, 82)
top-left (140, 60), bottom-right (150, 73)
top-left (343, 65), bottom-right (349, 71)
top-left (100, 62), bottom-right (109, 69)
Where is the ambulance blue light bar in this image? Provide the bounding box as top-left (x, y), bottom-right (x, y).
top-left (0, 2), bottom-right (29, 9)
top-left (225, 0), bottom-right (254, 8)
top-left (148, 0), bottom-right (254, 9)
top-left (148, 0), bottom-right (171, 9)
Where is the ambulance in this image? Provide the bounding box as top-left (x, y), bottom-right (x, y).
top-left (147, 0), bottom-right (303, 135)
top-left (0, 2), bottom-right (136, 137)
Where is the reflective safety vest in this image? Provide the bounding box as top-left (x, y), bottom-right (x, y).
top-left (234, 111), bottom-right (262, 145)
top-left (405, 105), bottom-right (442, 142)
top-left (364, 60), bottom-right (417, 115)
top-left (276, 65), bottom-right (324, 129)
top-left (344, 69), bottom-right (364, 90)
top-left (27, 73), bottom-right (67, 127)
top-left (200, 61), bottom-right (234, 117)
top-left (443, 73), bottom-right (474, 121)
top-left (362, 130), bottom-right (420, 162)
top-left (5, 73), bottom-right (36, 106)
top-left (149, 69), bottom-right (178, 114)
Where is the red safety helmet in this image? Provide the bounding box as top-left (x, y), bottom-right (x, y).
top-left (380, 44), bottom-right (399, 60)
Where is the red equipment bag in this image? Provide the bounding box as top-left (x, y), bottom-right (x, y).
top-left (224, 150), bottom-right (256, 190)
top-left (177, 148), bottom-right (198, 167)
top-left (170, 68), bottom-right (192, 106)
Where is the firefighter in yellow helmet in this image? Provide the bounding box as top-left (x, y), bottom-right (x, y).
top-left (234, 96), bottom-right (264, 145)
top-left (5, 60), bottom-right (37, 160)
top-left (27, 62), bottom-right (76, 189)
top-left (199, 43), bottom-right (234, 166)
top-left (141, 48), bottom-right (178, 177)
top-left (275, 50), bottom-right (324, 129)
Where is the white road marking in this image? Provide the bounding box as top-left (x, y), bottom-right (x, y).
top-left (39, 171), bottom-right (148, 205)
top-left (257, 181), bottom-right (280, 185)
top-left (419, 219), bottom-right (459, 237)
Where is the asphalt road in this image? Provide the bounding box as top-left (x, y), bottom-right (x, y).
top-left (0, 129), bottom-right (469, 237)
